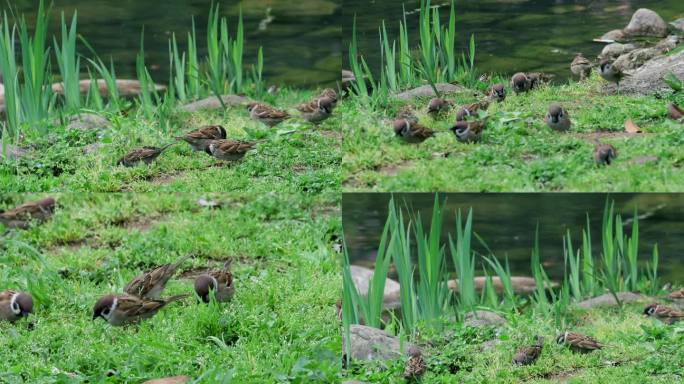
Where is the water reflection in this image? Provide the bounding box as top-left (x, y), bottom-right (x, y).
top-left (2, 0), bottom-right (341, 88)
top-left (343, 194), bottom-right (684, 283)
top-left (343, 0), bottom-right (683, 80)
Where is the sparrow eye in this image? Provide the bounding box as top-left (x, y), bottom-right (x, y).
top-left (102, 308), bottom-right (110, 317)
top-left (11, 301), bottom-right (20, 314)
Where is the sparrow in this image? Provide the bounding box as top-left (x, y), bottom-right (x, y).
top-left (593, 143), bottom-right (617, 165)
top-left (511, 72), bottom-right (531, 94)
top-left (571, 54), bottom-right (593, 80)
top-left (404, 346), bottom-right (426, 379)
top-left (317, 88), bottom-right (338, 109)
top-left (643, 303), bottom-right (684, 324)
top-left (556, 332), bottom-right (603, 353)
top-left (194, 262), bottom-right (235, 303)
top-left (527, 72), bottom-right (554, 88)
top-left (297, 96), bottom-right (335, 124)
top-left (451, 119), bottom-right (486, 143)
top-left (176, 125), bottom-right (227, 152)
top-left (486, 83), bottom-right (506, 102)
top-left (92, 294), bottom-right (189, 326)
top-left (666, 287), bottom-right (684, 300)
top-left (393, 118), bottom-right (435, 144)
top-left (205, 139), bottom-right (261, 161)
top-left (512, 336), bottom-right (543, 365)
top-left (0, 197), bottom-right (56, 229)
top-left (427, 97), bottom-right (453, 116)
top-left (124, 254), bottom-right (191, 300)
top-left (247, 102), bottom-right (290, 127)
top-left (456, 100), bottom-right (490, 121)
top-left (598, 60), bottom-right (627, 91)
top-left (0, 290), bottom-right (33, 322)
top-left (667, 103), bottom-right (683, 121)
top-left (117, 143), bottom-right (175, 167)
top-left (545, 104), bottom-right (571, 132)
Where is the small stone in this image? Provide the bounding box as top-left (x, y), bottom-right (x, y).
top-left (599, 29), bottom-right (626, 42)
top-left (343, 325), bottom-right (419, 362)
top-left (576, 292), bottom-right (646, 309)
top-left (480, 339), bottom-right (502, 351)
top-left (623, 9), bottom-right (668, 37)
top-left (64, 113), bottom-right (111, 131)
top-left (180, 95), bottom-right (251, 112)
top-left (395, 83), bottom-right (469, 100)
top-left (600, 43), bottom-right (639, 59)
top-left (464, 310), bottom-right (506, 327)
top-left (82, 142), bottom-right (103, 155)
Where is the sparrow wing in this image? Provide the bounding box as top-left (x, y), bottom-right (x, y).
top-left (186, 126), bottom-right (225, 140)
top-left (657, 305), bottom-right (684, 318)
top-left (215, 140), bottom-right (257, 156)
top-left (297, 100), bottom-right (318, 113)
top-left (571, 333), bottom-right (602, 350)
top-left (409, 123), bottom-right (435, 140)
top-left (1, 198), bottom-right (56, 220)
top-left (667, 288), bottom-right (684, 300)
top-left (210, 268), bottom-right (233, 288)
top-left (255, 105), bottom-right (290, 119)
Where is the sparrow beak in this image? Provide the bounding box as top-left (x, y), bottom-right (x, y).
top-left (92, 313), bottom-right (99, 320)
top-left (21, 311), bottom-right (30, 317)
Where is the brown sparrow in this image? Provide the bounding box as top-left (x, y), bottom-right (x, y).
top-left (194, 262), bottom-right (235, 303)
top-left (427, 97), bottom-right (453, 116)
top-left (396, 105), bottom-right (419, 124)
top-left (177, 125), bottom-right (227, 152)
top-left (404, 346), bottom-right (426, 379)
top-left (643, 303), bottom-right (684, 324)
top-left (512, 336), bottom-right (543, 365)
top-left (486, 83), bottom-right (506, 102)
top-left (571, 54), bottom-right (592, 80)
top-left (247, 102), bottom-right (290, 127)
top-left (511, 72), bottom-right (531, 94)
top-left (667, 287), bottom-right (684, 300)
top-left (667, 103), bottom-right (683, 121)
top-left (545, 104), bottom-right (571, 132)
top-left (0, 290), bottom-right (33, 322)
top-left (556, 332), bottom-right (603, 353)
top-left (92, 294), bottom-right (188, 326)
top-left (124, 254), bottom-right (191, 300)
top-left (598, 60), bottom-right (627, 91)
top-left (527, 72), bottom-right (554, 88)
top-left (593, 143), bottom-right (617, 165)
top-left (205, 139), bottom-right (261, 161)
top-left (456, 100), bottom-right (490, 121)
top-left (317, 88), bottom-right (338, 109)
top-left (297, 96), bottom-right (334, 124)
top-left (451, 119), bottom-right (486, 143)
top-left (117, 143), bottom-right (175, 167)
top-left (0, 197), bottom-right (56, 229)
top-left (393, 118), bottom-right (435, 144)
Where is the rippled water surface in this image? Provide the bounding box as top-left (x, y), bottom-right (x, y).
top-left (2, 0), bottom-right (341, 87)
top-left (343, 194), bottom-right (684, 283)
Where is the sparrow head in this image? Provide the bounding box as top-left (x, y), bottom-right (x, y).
top-left (555, 332), bottom-right (568, 344)
top-left (534, 336), bottom-right (544, 347)
top-left (599, 60), bottom-right (612, 73)
top-left (511, 73), bottom-right (528, 92)
top-left (547, 104), bottom-right (565, 123)
top-left (320, 88), bottom-right (337, 101)
top-left (451, 120), bottom-right (469, 134)
top-left (11, 292), bottom-right (33, 317)
top-left (92, 294), bottom-right (116, 321)
top-left (393, 119), bottom-right (410, 136)
top-left (246, 102), bottom-right (258, 112)
top-left (194, 274), bottom-right (218, 303)
top-left (643, 303), bottom-right (658, 316)
top-left (427, 98), bottom-right (443, 113)
top-left (216, 125), bottom-right (227, 139)
top-left (205, 142), bottom-right (217, 156)
top-left (491, 83), bottom-right (505, 98)
top-left (317, 97), bottom-right (334, 114)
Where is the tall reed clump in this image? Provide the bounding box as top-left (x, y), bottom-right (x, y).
top-left (349, 0), bottom-right (477, 103)
top-left (54, 10), bottom-right (81, 112)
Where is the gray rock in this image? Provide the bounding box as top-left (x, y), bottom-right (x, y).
top-left (82, 142), bottom-right (103, 155)
top-left (350, 265), bottom-right (401, 310)
top-left (599, 29), bottom-right (626, 42)
top-left (614, 47), bottom-right (661, 71)
top-left (343, 325), bottom-right (418, 362)
top-left (0, 144), bottom-right (28, 161)
top-left (479, 339), bottom-right (502, 352)
top-left (620, 51), bottom-right (684, 95)
top-left (464, 310), bottom-right (506, 327)
top-left (64, 113), bottom-right (111, 131)
top-left (601, 43), bottom-right (639, 60)
top-left (180, 95), bottom-right (251, 112)
top-left (624, 9), bottom-right (668, 37)
top-left (395, 83), bottom-right (469, 100)
top-left (576, 292), bottom-right (646, 309)
top-left (671, 18), bottom-right (684, 33)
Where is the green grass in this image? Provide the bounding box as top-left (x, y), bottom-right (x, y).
top-left (0, 192), bottom-right (341, 382)
top-left (342, 77), bottom-right (684, 192)
top-left (0, 88), bottom-right (342, 195)
top-left (343, 302), bottom-right (684, 383)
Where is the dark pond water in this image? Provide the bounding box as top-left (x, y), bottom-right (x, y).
top-left (343, 194), bottom-right (684, 284)
top-left (343, 0), bottom-right (684, 81)
top-left (2, 0), bottom-right (341, 88)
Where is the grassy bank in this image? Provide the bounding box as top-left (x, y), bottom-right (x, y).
top-left (0, 193), bottom-right (341, 382)
top-left (343, 302), bottom-right (684, 383)
top-left (342, 76), bottom-right (684, 192)
top-left (1, 89), bottom-right (342, 195)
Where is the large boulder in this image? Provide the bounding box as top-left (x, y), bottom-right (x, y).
top-left (600, 43), bottom-right (639, 60)
top-left (613, 35), bottom-right (680, 72)
top-left (576, 292), bottom-right (646, 309)
top-left (350, 265), bottom-right (401, 310)
top-left (619, 50), bottom-right (684, 95)
top-left (343, 324), bottom-right (419, 362)
top-left (623, 9), bottom-right (668, 37)
top-left (395, 83), bottom-right (469, 100)
top-left (180, 95), bottom-right (250, 112)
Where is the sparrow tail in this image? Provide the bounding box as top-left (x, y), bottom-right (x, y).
top-left (159, 142), bottom-right (177, 152)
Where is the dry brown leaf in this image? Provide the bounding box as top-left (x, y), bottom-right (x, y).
top-left (624, 119), bottom-right (641, 133)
